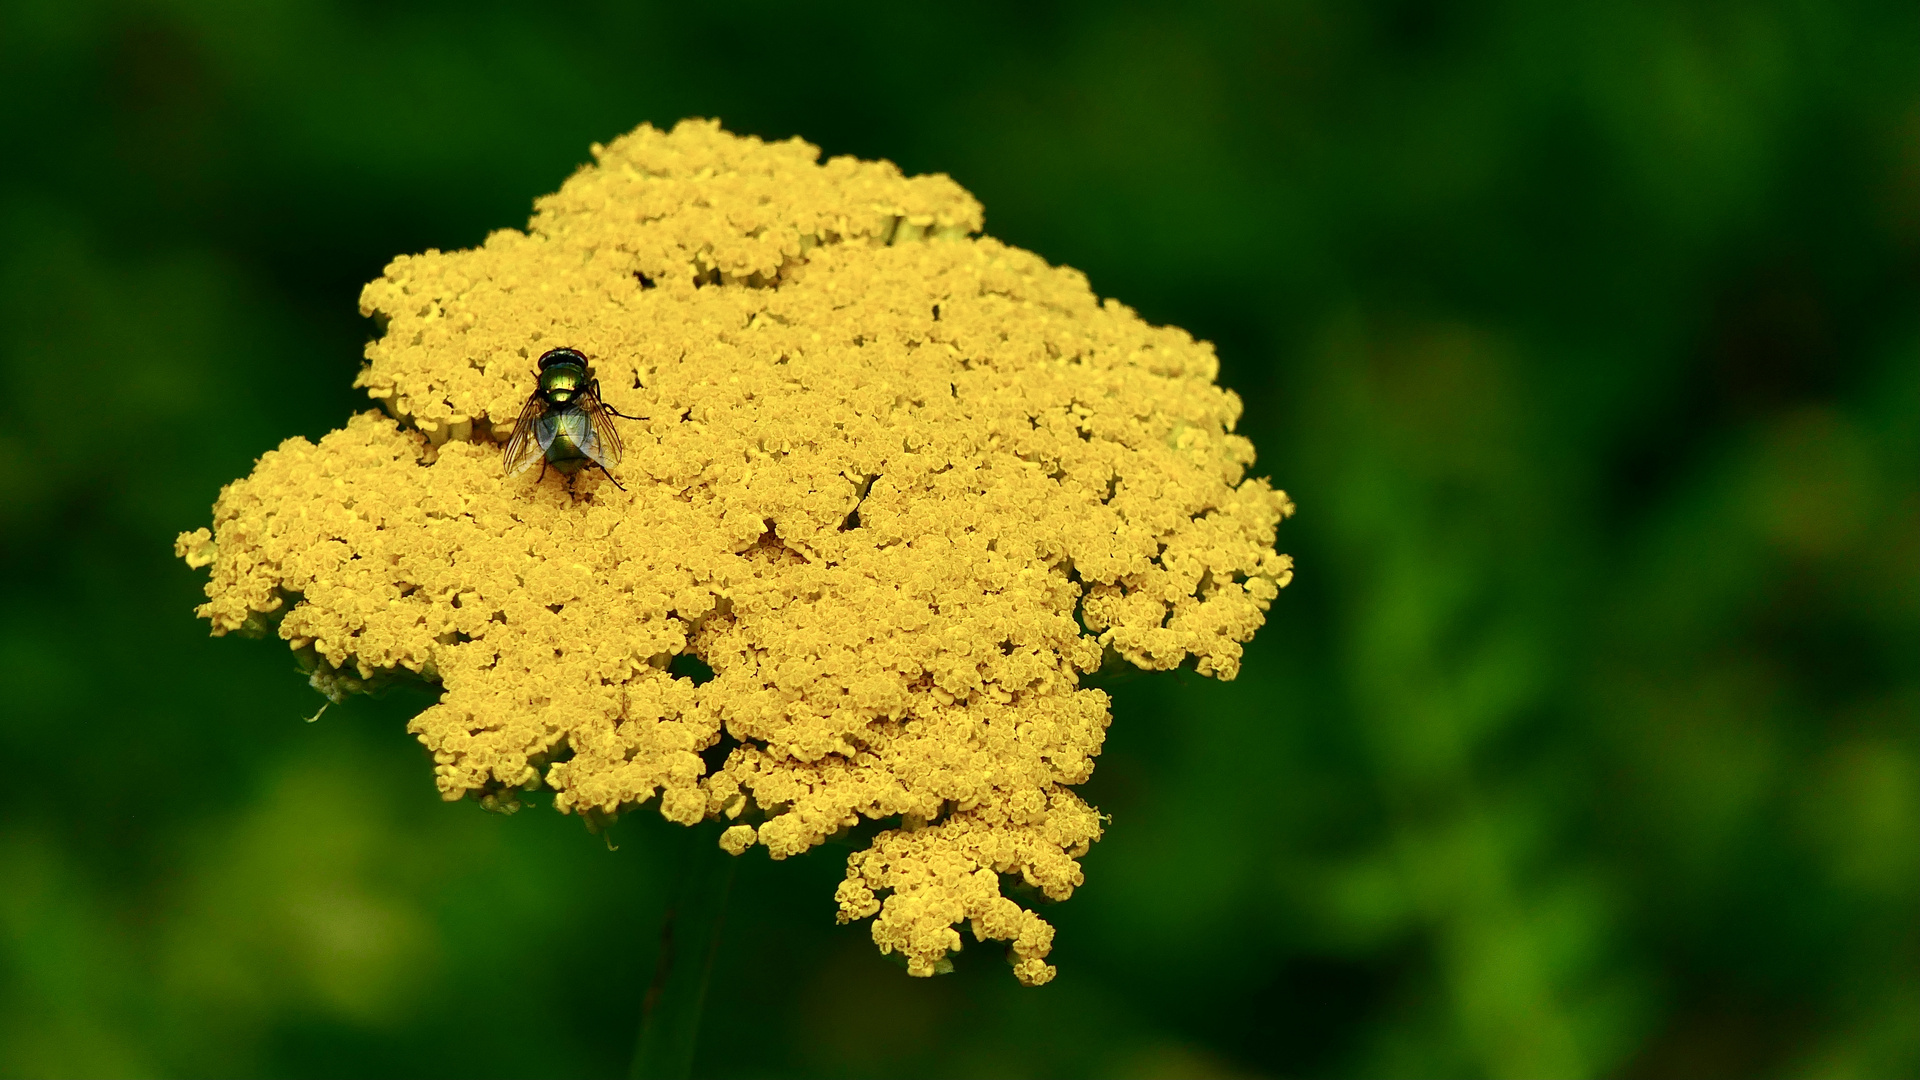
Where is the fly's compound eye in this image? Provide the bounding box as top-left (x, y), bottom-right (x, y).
top-left (537, 347), bottom-right (589, 371)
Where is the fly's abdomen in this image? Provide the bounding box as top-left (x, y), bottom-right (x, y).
top-left (535, 409), bottom-right (594, 473)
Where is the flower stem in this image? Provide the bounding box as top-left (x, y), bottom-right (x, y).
top-left (629, 823), bottom-right (737, 1080)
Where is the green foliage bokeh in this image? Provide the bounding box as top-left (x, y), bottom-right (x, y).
top-left (0, 1), bottom-right (1913, 1076)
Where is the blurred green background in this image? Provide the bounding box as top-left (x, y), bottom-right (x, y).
top-left (1, 0), bottom-right (1914, 1076)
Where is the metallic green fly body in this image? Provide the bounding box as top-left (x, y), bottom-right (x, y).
top-left (502, 347), bottom-right (640, 489)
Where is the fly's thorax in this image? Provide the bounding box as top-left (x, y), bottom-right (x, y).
top-left (538, 363), bottom-right (587, 403)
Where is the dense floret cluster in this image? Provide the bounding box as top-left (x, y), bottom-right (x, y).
top-left (179, 120), bottom-right (1292, 984)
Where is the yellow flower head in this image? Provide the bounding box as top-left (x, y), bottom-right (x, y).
top-left (177, 119), bottom-right (1293, 985)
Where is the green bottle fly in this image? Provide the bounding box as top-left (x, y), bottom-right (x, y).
top-left (502, 347), bottom-right (640, 488)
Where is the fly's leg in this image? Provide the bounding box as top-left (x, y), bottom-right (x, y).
top-left (594, 462), bottom-right (628, 491)
top-left (592, 377), bottom-right (645, 420)
top-left (537, 459), bottom-right (549, 484)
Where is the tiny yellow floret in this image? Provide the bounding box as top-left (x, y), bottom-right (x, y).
top-left (180, 120), bottom-right (1293, 985)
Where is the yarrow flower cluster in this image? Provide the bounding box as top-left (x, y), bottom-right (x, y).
top-left (177, 120), bottom-right (1293, 985)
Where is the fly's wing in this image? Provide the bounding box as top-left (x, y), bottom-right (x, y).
top-left (535, 412), bottom-right (563, 451)
top-left (576, 389), bottom-right (625, 469)
top-left (501, 393), bottom-right (552, 476)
